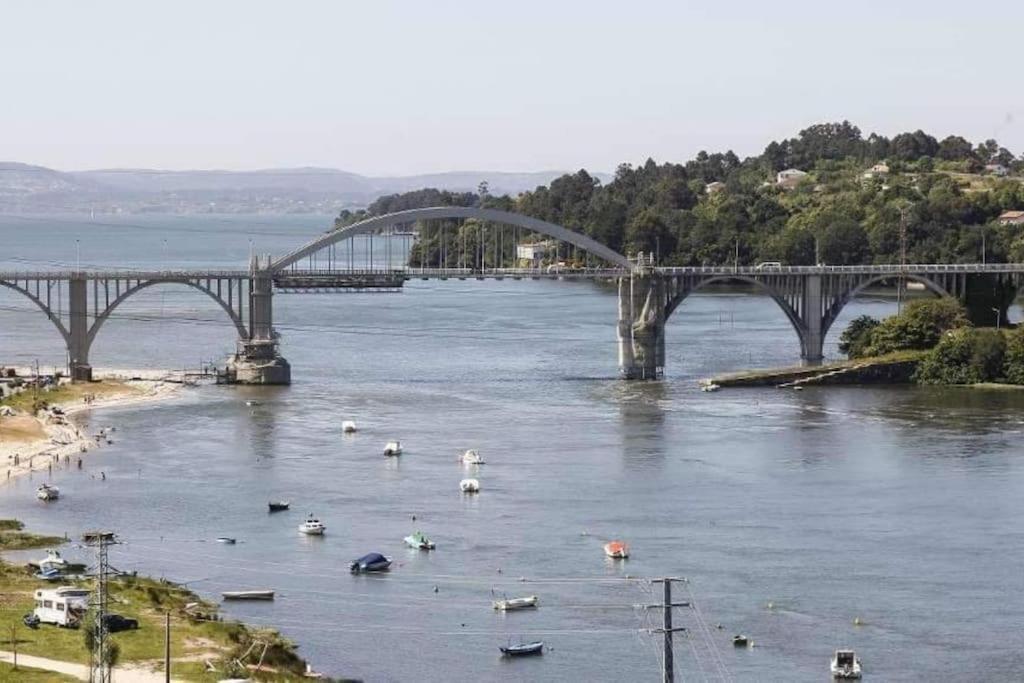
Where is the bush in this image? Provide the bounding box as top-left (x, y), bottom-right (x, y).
top-left (838, 315), bottom-right (880, 358)
top-left (865, 298), bottom-right (970, 356)
top-left (914, 328), bottom-right (1006, 385)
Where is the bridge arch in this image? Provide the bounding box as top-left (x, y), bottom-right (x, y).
top-left (821, 272), bottom-right (952, 340)
top-left (665, 275), bottom-right (810, 351)
top-left (0, 280), bottom-right (71, 344)
top-left (270, 206), bottom-right (635, 272)
top-left (86, 279), bottom-right (248, 349)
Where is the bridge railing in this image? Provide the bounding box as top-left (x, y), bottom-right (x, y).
top-left (654, 263), bottom-right (1024, 276)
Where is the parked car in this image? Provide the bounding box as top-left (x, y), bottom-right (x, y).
top-left (22, 613), bottom-right (40, 629)
top-left (102, 614), bottom-right (139, 632)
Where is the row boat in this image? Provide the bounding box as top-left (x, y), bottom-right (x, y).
top-left (222, 590), bottom-right (274, 601)
top-left (493, 595), bottom-right (539, 611)
top-left (604, 541), bottom-right (629, 559)
top-left (460, 478), bottom-right (480, 493)
top-left (404, 531), bottom-right (435, 550)
top-left (36, 484), bottom-right (59, 501)
top-left (500, 641), bottom-right (544, 657)
top-left (268, 501), bottom-right (290, 512)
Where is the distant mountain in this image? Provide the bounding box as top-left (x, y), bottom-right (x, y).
top-left (0, 163), bottom-right (594, 214)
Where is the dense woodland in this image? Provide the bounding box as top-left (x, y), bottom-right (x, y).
top-left (336, 121), bottom-right (1024, 268)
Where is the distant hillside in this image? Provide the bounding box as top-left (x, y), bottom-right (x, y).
top-left (0, 164), bottom-right (591, 214)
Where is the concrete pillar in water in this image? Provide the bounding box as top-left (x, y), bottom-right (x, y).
top-left (68, 278), bottom-right (93, 382)
top-left (226, 259), bottom-right (291, 385)
top-left (801, 274), bottom-right (824, 365)
top-left (617, 265), bottom-right (665, 380)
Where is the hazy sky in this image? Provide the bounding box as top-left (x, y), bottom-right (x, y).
top-left (2, 0), bottom-right (1022, 175)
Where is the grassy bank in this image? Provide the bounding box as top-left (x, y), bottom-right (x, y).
top-left (0, 661), bottom-right (77, 680)
top-left (0, 522), bottom-right (334, 681)
top-left (0, 519), bottom-right (65, 551)
top-left (0, 379), bottom-right (140, 414)
top-left (709, 351), bottom-right (925, 388)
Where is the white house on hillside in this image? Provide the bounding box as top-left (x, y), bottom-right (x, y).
top-left (775, 168), bottom-right (807, 189)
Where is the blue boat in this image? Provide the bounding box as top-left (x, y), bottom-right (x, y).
top-left (350, 552), bottom-right (392, 573)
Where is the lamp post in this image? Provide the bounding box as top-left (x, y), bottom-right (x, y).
top-left (992, 307), bottom-right (1001, 330)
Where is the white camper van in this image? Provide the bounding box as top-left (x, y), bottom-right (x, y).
top-left (34, 586), bottom-right (90, 627)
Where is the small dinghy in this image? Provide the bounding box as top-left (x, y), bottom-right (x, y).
top-left (383, 440), bottom-right (403, 456)
top-left (733, 635), bottom-right (750, 647)
top-left (830, 649), bottom-right (862, 679)
top-left (493, 595), bottom-right (539, 611)
top-left (460, 478), bottom-right (480, 493)
top-left (404, 531), bottom-right (435, 550)
top-left (298, 515), bottom-right (326, 535)
top-left (244, 400), bottom-right (260, 407)
top-left (216, 537), bottom-right (237, 544)
top-left (500, 641), bottom-right (544, 657)
top-left (222, 590), bottom-right (274, 601)
top-left (350, 552), bottom-right (392, 573)
top-left (604, 541), bottom-right (629, 559)
top-left (342, 420), bottom-right (358, 434)
top-left (36, 484), bottom-right (59, 501)
top-left (268, 501), bottom-right (290, 512)
top-left (701, 382), bottom-right (721, 392)
top-left (461, 449), bottom-right (484, 465)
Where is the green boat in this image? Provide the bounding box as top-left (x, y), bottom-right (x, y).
top-left (404, 531), bottom-right (435, 550)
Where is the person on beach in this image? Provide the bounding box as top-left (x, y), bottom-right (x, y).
top-left (77, 457), bottom-right (82, 469)
top-left (100, 471), bottom-right (105, 481)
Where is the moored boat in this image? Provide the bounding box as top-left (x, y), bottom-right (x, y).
top-left (733, 635), bottom-right (750, 647)
top-left (216, 537), bottom-right (237, 544)
top-left (604, 541), bottom-right (629, 559)
top-left (492, 595), bottom-right (539, 611)
top-left (404, 531), bottom-right (435, 550)
top-left (36, 484), bottom-right (59, 501)
top-left (298, 515), bottom-right (326, 535)
top-left (500, 641), bottom-right (544, 657)
top-left (222, 590), bottom-right (274, 601)
top-left (830, 649), bottom-right (862, 679)
top-left (268, 501), bottom-right (290, 512)
top-left (342, 420), bottom-right (358, 433)
top-left (461, 449), bottom-right (484, 465)
top-left (384, 440), bottom-right (402, 456)
top-left (350, 552), bottom-right (392, 573)
top-left (460, 478), bottom-right (480, 493)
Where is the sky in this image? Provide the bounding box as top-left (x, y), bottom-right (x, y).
top-left (2, 0), bottom-right (1022, 175)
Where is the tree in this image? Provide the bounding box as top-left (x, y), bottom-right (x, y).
top-left (1004, 326), bottom-right (1024, 384)
top-left (838, 315), bottom-right (880, 358)
top-left (937, 135), bottom-right (975, 161)
top-left (865, 298), bottom-right (970, 356)
top-left (819, 219), bottom-right (869, 265)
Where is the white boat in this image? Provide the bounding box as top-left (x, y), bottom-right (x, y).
top-left (493, 595), bottom-right (539, 611)
top-left (460, 478), bottom-right (480, 493)
top-left (298, 516), bottom-right (326, 535)
top-left (342, 420), bottom-right (358, 434)
top-left (216, 537), bottom-right (237, 544)
top-left (384, 440), bottom-right (402, 456)
top-left (37, 549), bottom-right (69, 572)
top-left (701, 382), bottom-right (721, 392)
top-left (244, 400), bottom-right (260, 407)
top-left (36, 484), bottom-right (59, 501)
top-left (404, 531), bottom-right (435, 550)
top-left (461, 449), bottom-right (484, 465)
top-left (830, 649), bottom-right (862, 679)
top-left (222, 590), bottom-right (274, 601)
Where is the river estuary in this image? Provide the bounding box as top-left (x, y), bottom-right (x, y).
top-left (2, 214), bottom-right (1024, 681)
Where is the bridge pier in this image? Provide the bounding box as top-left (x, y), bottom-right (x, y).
top-left (800, 274), bottom-right (824, 366)
top-left (617, 265), bottom-right (665, 380)
top-left (68, 277), bottom-right (93, 382)
top-left (225, 261), bottom-right (291, 385)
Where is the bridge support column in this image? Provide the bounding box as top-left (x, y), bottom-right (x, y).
top-left (801, 274), bottom-right (824, 366)
top-left (226, 263), bottom-right (291, 385)
top-left (68, 278), bottom-right (92, 382)
top-left (617, 267), bottom-right (665, 380)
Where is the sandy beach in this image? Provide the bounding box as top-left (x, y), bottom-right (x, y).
top-left (0, 371), bottom-right (185, 485)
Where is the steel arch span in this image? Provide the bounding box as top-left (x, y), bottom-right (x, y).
top-left (270, 206), bottom-right (635, 272)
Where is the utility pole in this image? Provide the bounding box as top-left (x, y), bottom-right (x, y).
top-left (650, 578), bottom-right (689, 683)
top-left (85, 531), bottom-right (117, 683)
top-left (897, 206), bottom-right (905, 313)
top-left (164, 612), bottom-right (171, 682)
top-left (9, 624), bottom-right (16, 670)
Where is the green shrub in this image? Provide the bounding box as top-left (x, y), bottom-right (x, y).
top-left (838, 315), bottom-right (880, 358)
top-left (865, 298), bottom-right (970, 356)
top-left (1004, 327), bottom-right (1024, 384)
top-left (914, 328), bottom-right (1006, 384)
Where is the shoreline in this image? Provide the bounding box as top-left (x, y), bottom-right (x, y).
top-left (1, 372), bottom-right (186, 486)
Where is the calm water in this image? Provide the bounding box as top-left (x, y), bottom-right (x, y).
top-left (2, 215), bottom-right (1024, 682)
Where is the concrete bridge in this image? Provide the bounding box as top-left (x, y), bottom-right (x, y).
top-left (1, 206), bottom-right (1019, 383)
